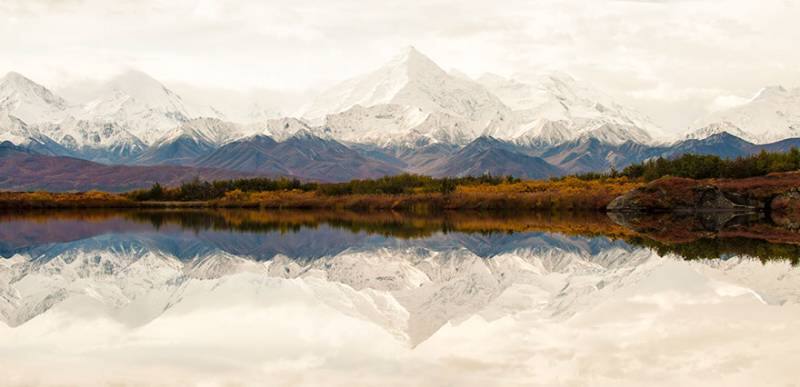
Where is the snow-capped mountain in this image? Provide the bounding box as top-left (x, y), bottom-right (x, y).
top-left (684, 121), bottom-right (751, 142)
top-left (38, 117), bottom-right (147, 162)
top-left (477, 72), bottom-right (669, 146)
top-left (152, 117), bottom-right (243, 147)
top-left (0, 113), bottom-right (39, 145)
top-left (303, 47), bottom-right (514, 146)
top-left (421, 136), bottom-right (563, 179)
top-left (245, 117), bottom-right (314, 141)
top-left (0, 72), bottom-right (69, 124)
top-left (689, 86), bottom-right (800, 144)
top-left (300, 48), bottom-right (668, 148)
top-left (0, 114), bottom-right (73, 156)
top-left (0, 70), bottom-right (234, 162)
top-left (68, 70), bottom-right (221, 146)
top-left (4, 47), bottom-right (800, 181)
top-left (195, 128), bottom-right (402, 181)
top-left (135, 118), bottom-right (244, 165)
top-left (0, 73), bottom-right (126, 156)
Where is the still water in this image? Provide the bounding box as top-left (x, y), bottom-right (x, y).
top-left (0, 210), bottom-right (798, 386)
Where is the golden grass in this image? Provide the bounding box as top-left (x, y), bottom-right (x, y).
top-left (0, 177), bottom-right (644, 211)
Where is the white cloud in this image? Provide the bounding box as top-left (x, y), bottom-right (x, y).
top-left (708, 94), bottom-right (751, 113)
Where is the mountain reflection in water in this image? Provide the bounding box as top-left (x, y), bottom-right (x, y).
top-left (0, 209), bottom-right (798, 386)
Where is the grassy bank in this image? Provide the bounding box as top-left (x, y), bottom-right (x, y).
top-left (0, 176), bottom-right (640, 211)
top-left (0, 208), bottom-right (635, 240)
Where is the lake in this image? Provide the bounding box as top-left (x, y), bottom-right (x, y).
top-left (1, 209), bottom-right (798, 386)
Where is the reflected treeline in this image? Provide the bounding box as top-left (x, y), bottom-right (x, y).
top-left (631, 236), bottom-right (800, 265)
top-left (83, 209), bottom-right (636, 240)
top-left (610, 211), bottom-right (800, 265)
top-left (1, 209), bottom-right (799, 264)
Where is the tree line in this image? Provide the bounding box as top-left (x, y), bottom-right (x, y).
top-left (573, 148), bottom-right (800, 181)
top-left (623, 148), bottom-right (800, 180)
top-left (129, 148), bottom-right (800, 202)
top-left (128, 174), bottom-right (521, 202)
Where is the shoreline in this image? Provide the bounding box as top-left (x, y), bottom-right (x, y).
top-left (2, 172), bottom-right (799, 215)
top-left (0, 178), bottom-right (638, 211)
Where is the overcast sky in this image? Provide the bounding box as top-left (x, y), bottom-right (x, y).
top-left (1, 0), bottom-right (798, 130)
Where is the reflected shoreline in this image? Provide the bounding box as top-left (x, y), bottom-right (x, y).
top-left (1, 207), bottom-right (799, 387)
top-left (1, 208), bottom-right (799, 264)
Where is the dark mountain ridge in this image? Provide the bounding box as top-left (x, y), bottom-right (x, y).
top-left (3, 131), bottom-right (800, 192)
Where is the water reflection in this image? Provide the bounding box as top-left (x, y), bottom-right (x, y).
top-left (1, 210), bottom-right (799, 386)
top-left (2, 209), bottom-right (798, 264)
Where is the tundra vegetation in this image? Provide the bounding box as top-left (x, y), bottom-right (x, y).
top-left (0, 148), bottom-right (798, 211)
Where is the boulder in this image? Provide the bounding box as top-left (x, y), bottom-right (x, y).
top-left (770, 189), bottom-right (800, 229)
top-left (607, 177), bottom-right (756, 213)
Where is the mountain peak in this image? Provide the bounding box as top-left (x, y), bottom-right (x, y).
top-left (705, 131), bottom-right (748, 142)
top-left (539, 70), bottom-right (577, 84)
top-left (288, 127), bottom-right (321, 141)
top-left (0, 71), bottom-right (68, 123)
top-left (67, 69), bottom-right (201, 146)
top-left (1, 71), bottom-right (50, 92)
top-left (2, 71), bottom-right (31, 85)
top-left (693, 84), bottom-right (800, 144)
top-left (397, 45), bottom-right (428, 61)
top-left (462, 135), bottom-right (508, 152)
top-left (752, 85), bottom-right (788, 101)
top-left (104, 69), bottom-right (173, 98)
top-left (389, 46), bottom-right (444, 77)
top-left (472, 135), bottom-right (502, 144)
top-left (401, 45), bottom-right (421, 56)
top-left (111, 69), bottom-right (160, 83)
top-left (300, 47), bottom-right (450, 120)
top-left (91, 69), bottom-right (189, 115)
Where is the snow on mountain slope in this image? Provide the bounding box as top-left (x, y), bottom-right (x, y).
top-left (319, 104), bottom-right (429, 145)
top-left (0, 74), bottom-right (78, 154)
top-left (0, 114), bottom-right (41, 145)
top-left (152, 117), bottom-right (243, 147)
top-left (689, 86), bottom-right (800, 144)
top-left (683, 121), bottom-right (751, 142)
top-left (477, 72), bottom-right (669, 146)
top-left (301, 47), bottom-right (422, 120)
top-left (133, 118), bottom-right (245, 165)
top-left (420, 136), bottom-right (563, 179)
top-left (68, 70), bottom-right (223, 146)
top-left (0, 72), bottom-right (69, 124)
top-left (245, 117), bottom-right (314, 141)
top-left (303, 52), bottom-right (668, 148)
top-left (37, 116), bottom-right (147, 162)
top-left (5, 70), bottom-right (237, 161)
top-left (304, 47), bottom-right (514, 146)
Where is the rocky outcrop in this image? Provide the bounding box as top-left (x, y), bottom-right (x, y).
top-left (607, 211), bottom-right (764, 244)
top-left (770, 189), bottom-right (800, 229)
top-left (607, 177), bottom-right (755, 213)
top-left (608, 173), bottom-right (800, 235)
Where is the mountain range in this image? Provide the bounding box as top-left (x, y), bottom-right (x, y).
top-left (2, 47), bottom-right (800, 189)
top-left (0, 141), bottom-right (262, 192)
